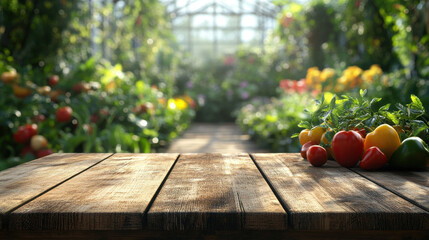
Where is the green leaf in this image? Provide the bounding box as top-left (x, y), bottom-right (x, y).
top-left (396, 103), bottom-right (406, 112)
top-left (370, 98), bottom-right (381, 106)
top-left (411, 122), bottom-right (427, 136)
top-left (329, 95), bottom-right (336, 110)
top-left (323, 110), bottom-right (332, 121)
top-left (360, 89), bottom-right (367, 98)
top-left (324, 130), bottom-right (335, 143)
top-left (330, 110), bottom-right (339, 126)
top-left (379, 104), bottom-right (390, 111)
top-left (410, 94), bottom-right (424, 110)
top-left (387, 112), bottom-right (399, 125)
top-left (365, 117), bottom-right (376, 128)
top-left (291, 133), bottom-right (300, 138)
top-left (298, 121), bottom-right (311, 129)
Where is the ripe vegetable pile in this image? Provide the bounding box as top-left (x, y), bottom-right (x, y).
top-left (296, 90), bottom-right (429, 170)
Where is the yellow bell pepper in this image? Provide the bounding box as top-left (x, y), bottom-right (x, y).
top-left (364, 124), bottom-right (401, 159)
top-left (299, 127), bottom-right (326, 145)
top-left (299, 129), bottom-right (311, 145)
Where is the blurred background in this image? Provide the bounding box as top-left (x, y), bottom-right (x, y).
top-left (0, 0), bottom-right (428, 169)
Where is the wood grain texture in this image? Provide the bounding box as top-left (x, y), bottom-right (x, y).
top-left (353, 168), bottom-right (429, 211)
top-left (251, 153), bottom-right (429, 231)
top-left (1, 230), bottom-right (429, 240)
top-left (0, 153), bottom-right (112, 229)
top-left (9, 153), bottom-right (178, 231)
top-left (147, 153), bottom-right (286, 231)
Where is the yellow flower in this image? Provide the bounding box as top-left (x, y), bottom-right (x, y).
top-left (362, 64), bottom-right (383, 83)
top-left (174, 98), bottom-right (188, 110)
top-left (342, 66), bottom-right (363, 88)
top-left (344, 66), bottom-right (363, 79)
top-left (320, 68), bottom-right (335, 82)
top-left (167, 98), bottom-right (176, 109)
top-left (306, 67), bottom-right (320, 86)
top-left (338, 76), bottom-right (348, 85)
top-left (369, 64), bottom-right (383, 75)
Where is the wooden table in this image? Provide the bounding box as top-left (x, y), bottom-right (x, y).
top-left (0, 153), bottom-right (428, 239)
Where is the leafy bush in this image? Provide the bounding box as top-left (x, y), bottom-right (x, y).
top-left (178, 48), bottom-right (279, 122)
top-left (0, 60), bottom-right (195, 171)
top-left (236, 94), bottom-right (313, 152)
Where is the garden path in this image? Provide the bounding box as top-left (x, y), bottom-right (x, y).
top-left (164, 123), bottom-right (268, 153)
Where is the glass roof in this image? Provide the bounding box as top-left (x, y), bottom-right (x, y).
top-left (160, 0), bottom-right (279, 60)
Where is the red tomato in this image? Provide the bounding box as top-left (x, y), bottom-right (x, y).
top-left (36, 149), bottom-right (53, 158)
top-left (24, 124), bottom-right (38, 138)
top-left (56, 106), bottom-right (73, 122)
top-left (331, 130), bottom-right (364, 167)
top-left (359, 146), bottom-right (387, 171)
top-left (307, 145), bottom-right (328, 167)
top-left (300, 141), bottom-right (316, 159)
top-left (49, 75), bottom-right (59, 86)
top-left (13, 126), bottom-right (31, 143)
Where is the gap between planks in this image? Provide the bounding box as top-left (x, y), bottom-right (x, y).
top-left (141, 154), bottom-right (181, 226)
top-left (1, 153), bottom-right (114, 229)
top-left (348, 168), bottom-right (429, 213)
top-left (248, 153), bottom-right (293, 228)
top-left (9, 153), bottom-right (180, 231)
top-left (5, 153), bottom-right (426, 231)
top-left (249, 153), bottom-right (429, 230)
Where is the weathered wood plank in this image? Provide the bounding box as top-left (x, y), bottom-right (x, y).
top-left (9, 153), bottom-right (178, 231)
top-left (353, 168), bottom-right (429, 211)
top-left (0, 153), bottom-right (112, 229)
top-left (1, 229), bottom-right (429, 240)
top-left (147, 153), bottom-right (286, 231)
top-left (251, 153), bottom-right (429, 231)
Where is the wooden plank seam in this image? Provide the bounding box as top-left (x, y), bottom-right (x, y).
top-left (142, 154), bottom-right (181, 228)
top-left (348, 168), bottom-right (429, 213)
top-left (248, 153), bottom-right (293, 228)
top-left (1, 153), bottom-right (115, 230)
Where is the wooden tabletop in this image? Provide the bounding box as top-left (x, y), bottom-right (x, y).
top-left (0, 153), bottom-right (428, 240)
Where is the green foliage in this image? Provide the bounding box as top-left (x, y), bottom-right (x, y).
top-left (305, 3), bottom-right (336, 68)
top-left (177, 47), bottom-right (279, 122)
top-left (0, 59), bottom-right (195, 171)
top-left (300, 91), bottom-right (429, 143)
top-left (0, 0), bottom-right (78, 67)
top-left (342, 0), bottom-right (399, 70)
top-left (237, 94), bottom-right (314, 152)
top-left (273, 0), bottom-right (429, 74)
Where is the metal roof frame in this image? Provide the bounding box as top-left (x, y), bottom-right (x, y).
top-left (160, 0), bottom-right (279, 59)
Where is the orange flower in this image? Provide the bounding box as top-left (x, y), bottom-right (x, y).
top-left (362, 64), bottom-right (383, 83)
top-left (320, 68), bottom-right (335, 82)
top-left (306, 67), bottom-right (321, 86)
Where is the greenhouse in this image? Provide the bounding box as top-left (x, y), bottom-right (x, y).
top-left (161, 0), bottom-right (278, 59)
top-left (0, 1), bottom-right (429, 237)
top-left (1, 0), bottom-right (428, 167)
